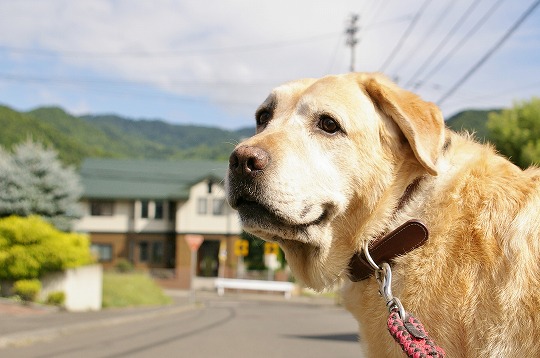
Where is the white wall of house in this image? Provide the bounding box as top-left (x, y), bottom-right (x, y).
top-left (74, 200), bottom-right (133, 233)
top-left (75, 199), bottom-right (175, 233)
top-left (176, 181), bottom-right (241, 235)
top-left (74, 180), bottom-right (241, 235)
top-left (132, 200), bottom-right (175, 233)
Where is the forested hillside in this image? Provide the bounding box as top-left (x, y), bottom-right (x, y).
top-left (0, 105), bottom-right (92, 165)
top-left (0, 105), bottom-right (248, 166)
top-left (0, 103), bottom-right (501, 168)
top-left (445, 108), bottom-right (501, 142)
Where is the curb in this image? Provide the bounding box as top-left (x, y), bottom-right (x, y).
top-left (0, 303), bottom-right (200, 349)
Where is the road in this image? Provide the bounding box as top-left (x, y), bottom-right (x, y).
top-left (1, 294), bottom-right (363, 358)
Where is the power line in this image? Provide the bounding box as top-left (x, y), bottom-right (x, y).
top-left (410, 0), bottom-right (505, 89)
top-left (363, 15), bottom-right (413, 31)
top-left (0, 73), bottom-right (276, 88)
top-left (359, 0), bottom-right (373, 17)
top-left (441, 80), bottom-right (540, 107)
top-left (437, 0), bottom-right (540, 105)
top-left (404, 0), bottom-right (483, 88)
top-left (363, 0), bottom-right (392, 30)
top-left (379, 0), bottom-right (433, 73)
top-left (0, 73), bottom-right (262, 107)
top-left (325, 33), bottom-right (345, 74)
top-left (0, 33), bottom-right (340, 59)
top-left (392, 0), bottom-right (457, 74)
top-left (346, 13), bottom-right (413, 73)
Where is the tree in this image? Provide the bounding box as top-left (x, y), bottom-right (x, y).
top-left (0, 140), bottom-right (82, 231)
top-left (486, 97), bottom-right (540, 169)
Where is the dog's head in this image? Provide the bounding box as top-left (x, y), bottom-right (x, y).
top-left (226, 73), bottom-right (445, 290)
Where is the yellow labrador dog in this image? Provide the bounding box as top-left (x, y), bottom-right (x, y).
top-left (226, 72), bottom-right (540, 357)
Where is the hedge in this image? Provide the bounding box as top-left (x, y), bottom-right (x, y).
top-left (0, 215), bottom-right (94, 280)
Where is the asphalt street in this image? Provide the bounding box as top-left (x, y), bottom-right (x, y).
top-left (0, 291), bottom-right (363, 358)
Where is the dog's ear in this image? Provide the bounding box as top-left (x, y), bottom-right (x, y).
top-left (363, 74), bottom-right (445, 176)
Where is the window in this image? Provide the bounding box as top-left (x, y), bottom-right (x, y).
top-left (168, 201), bottom-right (176, 221)
top-left (141, 200), bottom-right (149, 218)
top-left (90, 201), bottom-right (114, 216)
top-left (139, 241), bottom-right (149, 262)
top-left (212, 198), bottom-right (226, 215)
top-left (154, 201), bottom-right (164, 219)
top-left (151, 241), bottom-right (164, 263)
top-left (197, 198), bottom-right (207, 215)
top-left (91, 244), bottom-right (113, 262)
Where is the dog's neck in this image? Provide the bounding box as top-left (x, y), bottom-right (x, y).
top-left (347, 220), bottom-right (428, 281)
top-left (393, 176), bottom-right (424, 214)
top-left (347, 176), bottom-right (429, 281)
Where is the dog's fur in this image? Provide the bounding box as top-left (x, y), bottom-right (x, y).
top-left (226, 72), bottom-right (540, 357)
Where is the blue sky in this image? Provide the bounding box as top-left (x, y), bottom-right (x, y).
top-left (0, 0), bottom-right (539, 130)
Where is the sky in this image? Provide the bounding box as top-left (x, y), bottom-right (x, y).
top-left (0, 0), bottom-right (539, 130)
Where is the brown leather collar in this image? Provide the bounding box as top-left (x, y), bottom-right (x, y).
top-left (348, 219), bottom-right (428, 282)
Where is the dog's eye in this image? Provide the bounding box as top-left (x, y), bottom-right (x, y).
top-left (318, 115), bottom-right (340, 134)
top-left (256, 110), bottom-right (272, 127)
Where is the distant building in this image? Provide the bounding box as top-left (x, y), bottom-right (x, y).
top-left (74, 158), bottom-right (242, 289)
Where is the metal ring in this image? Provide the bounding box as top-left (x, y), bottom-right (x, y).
top-left (379, 262), bottom-right (393, 302)
top-left (362, 241), bottom-right (380, 271)
top-left (388, 297), bottom-right (407, 321)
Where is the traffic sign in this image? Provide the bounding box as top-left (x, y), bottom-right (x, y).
top-left (234, 239), bottom-right (249, 256)
top-left (185, 234), bottom-right (204, 252)
top-left (264, 242), bottom-right (280, 255)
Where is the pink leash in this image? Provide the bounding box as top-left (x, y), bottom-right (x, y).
top-left (363, 242), bottom-right (446, 357)
top-left (387, 309), bottom-right (445, 357)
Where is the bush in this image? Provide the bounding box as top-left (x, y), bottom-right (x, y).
top-left (13, 279), bottom-right (41, 302)
top-left (46, 291), bottom-right (66, 306)
top-left (114, 258), bottom-right (134, 273)
top-left (0, 216), bottom-right (94, 280)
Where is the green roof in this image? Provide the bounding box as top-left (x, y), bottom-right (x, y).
top-left (80, 158), bottom-right (228, 200)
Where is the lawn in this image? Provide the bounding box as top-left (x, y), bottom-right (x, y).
top-left (102, 272), bottom-right (172, 308)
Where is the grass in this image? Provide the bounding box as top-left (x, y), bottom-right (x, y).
top-left (102, 272), bottom-right (172, 308)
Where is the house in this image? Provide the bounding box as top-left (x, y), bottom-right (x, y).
top-left (74, 158), bottom-right (242, 289)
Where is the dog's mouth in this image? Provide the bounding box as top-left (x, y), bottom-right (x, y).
top-left (232, 195), bottom-right (330, 240)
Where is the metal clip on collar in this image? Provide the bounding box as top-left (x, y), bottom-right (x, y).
top-left (362, 241), bottom-right (407, 320)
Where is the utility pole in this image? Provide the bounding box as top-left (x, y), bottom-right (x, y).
top-left (346, 14), bottom-right (360, 72)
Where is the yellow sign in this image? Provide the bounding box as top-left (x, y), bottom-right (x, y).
top-left (234, 239), bottom-right (249, 257)
top-left (264, 242), bottom-right (280, 255)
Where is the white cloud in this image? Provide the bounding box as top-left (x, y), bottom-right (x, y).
top-left (0, 0), bottom-right (539, 127)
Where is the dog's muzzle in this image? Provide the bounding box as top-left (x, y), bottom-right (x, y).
top-left (228, 145), bottom-right (270, 180)
top-left (227, 145), bottom-right (271, 209)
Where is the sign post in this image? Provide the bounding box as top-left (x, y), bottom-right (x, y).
top-left (234, 239), bottom-right (249, 278)
top-left (185, 234), bottom-right (204, 302)
top-left (264, 242), bottom-right (280, 280)
top-left (218, 240), bottom-right (227, 278)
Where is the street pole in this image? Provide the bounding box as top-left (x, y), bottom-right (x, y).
top-left (190, 250), bottom-right (196, 302)
top-left (346, 14), bottom-right (360, 72)
top-left (237, 255), bottom-right (244, 279)
top-left (185, 234), bottom-right (203, 303)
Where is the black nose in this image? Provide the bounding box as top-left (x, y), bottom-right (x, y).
top-left (229, 145), bottom-right (270, 177)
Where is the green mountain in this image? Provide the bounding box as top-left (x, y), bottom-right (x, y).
top-left (0, 105), bottom-right (247, 166)
top-left (81, 114), bottom-right (243, 160)
top-left (0, 103), bottom-right (502, 168)
top-left (445, 109), bottom-right (501, 142)
top-left (0, 105), bottom-right (91, 165)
